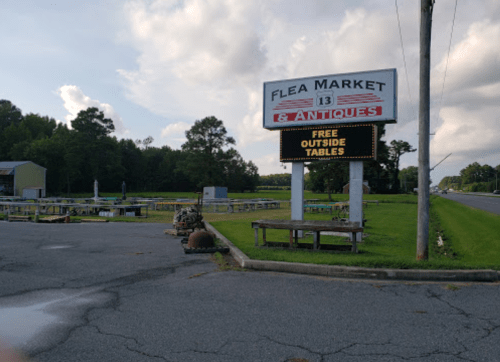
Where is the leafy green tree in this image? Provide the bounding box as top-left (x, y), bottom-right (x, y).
top-left (67, 107), bottom-right (123, 192)
top-left (180, 116), bottom-right (236, 188)
top-left (388, 140), bottom-right (416, 193)
top-left (1, 122), bottom-right (32, 160)
top-left (223, 150), bottom-right (259, 192)
top-left (306, 160), bottom-right (349, 200)
top-left (460, 162), bottom-right (482, 184)
top-left (71, 107), bottom-right (115, 140)
top-left (259, 173), bottom-right (291, 187)
top-left (0, 101), bottom-right (25, 160)
top-left (119, 139), bottom-right (145, 192)
top-left (2, 113), bottom-right (58, 161)
top-left (399, 166), bottom-right (418, 192)
top-left (22, 113), bottom-right (57, 140)
top-left (0, 100), bottom-right (23, 132)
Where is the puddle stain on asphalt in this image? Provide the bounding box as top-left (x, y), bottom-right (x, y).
top-left (0, 288), bottom-right (109, 349)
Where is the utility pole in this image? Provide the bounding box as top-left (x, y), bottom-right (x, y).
top-left (417, 0), bottom-right (434, 261)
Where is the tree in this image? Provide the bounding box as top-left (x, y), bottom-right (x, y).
top-left (223, 150), bottom-right (259, 192)
top-left (0, 100), bottom-right (23, 132)
top-left (399, 166), bottom-right (418, 192)
top-left (71, 107), bottom-right (115, 140)
top-left (180, 116), bottom-right (236, 188)
top-left (259, 174), bottom-right (291, 187)
top-left (460, 162), bottom-right (482, 184)
top-left (306, 160), bottom-right (349, 200)
top-left (0, 100), bottom-right (25, 160)
top-left (388, 140), bottom-right (416, 193)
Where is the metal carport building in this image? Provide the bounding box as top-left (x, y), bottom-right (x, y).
top-left (0, 161), bottom-right (46, 198)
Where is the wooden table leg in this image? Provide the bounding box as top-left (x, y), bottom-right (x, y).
top-left (254, 228), bottom-right (259, 246)
top-left (262, 228), bottom-right (266, 245)
top-left (289, 230), bottom-right (293, 247)
top-left (313, 231), bottom-right (320, 250)
top-left (351, 232), bottom-right (358, 253)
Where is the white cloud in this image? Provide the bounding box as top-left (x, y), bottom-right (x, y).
top-left (117, 0), bottom-right (500, 182)
top-left (120, 0), bottom-right (267, 86)
top-left (160, 121), bottom-right (192, 147)
top-left (430, 19), bottom-right (500, 166)
top-left (252, 153), bottom-right (289, 176)
top-left (432, 20), bottom-right (500, 95)
top-left (57, 85), bottom-right (128, 135)
top-left (284, 9), bottom-right (401, 79)
top-left (431, 106), bottom-right (500, 161)
top-left (160, 121), bottom-right (191, 138)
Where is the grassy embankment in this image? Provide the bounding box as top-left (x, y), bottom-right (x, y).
top-left (209, 193), bottom-right (500, 270)
top-left (430, 196), bottom-right (500, 267)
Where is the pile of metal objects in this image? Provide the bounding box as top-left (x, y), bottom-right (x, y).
top-left (171, 193), bottom-right (229, 254)
top-left (173, 193), bottom-right (205, 235)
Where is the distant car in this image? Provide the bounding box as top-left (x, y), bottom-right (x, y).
top-left (493, 190), bottom-right (500, 195)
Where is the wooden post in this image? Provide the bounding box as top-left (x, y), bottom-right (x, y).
top-left (417, 0), bottom-right (433, 261)
top-left (291, 162), bottom-right (304, 237)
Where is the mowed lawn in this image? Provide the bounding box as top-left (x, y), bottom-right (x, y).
top-left (431, 196), bottom-right (500, 267)
top-left (210, 196), bottom-right (500, 270)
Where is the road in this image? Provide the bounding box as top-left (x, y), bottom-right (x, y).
top-left (1, 222), bottom-right (499, 362)
top-left (437, 192), bottom-right (500, 215)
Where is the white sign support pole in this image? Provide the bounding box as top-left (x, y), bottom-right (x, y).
top-left (94, 179), bottom-right (98, 201)
top-left (291, 162), bottom-right (304, 238)
top-left (349, 161), bottom-right (363, 241)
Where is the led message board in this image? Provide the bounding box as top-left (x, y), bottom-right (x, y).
top-left (280, 124), bottom-right (377, 162)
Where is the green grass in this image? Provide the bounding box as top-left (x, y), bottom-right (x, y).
top-left (210, 197), bottom-right (500, 270)
top-left (430, 196), bottom-right (500, 267)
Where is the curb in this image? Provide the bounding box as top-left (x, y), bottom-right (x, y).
top-left (205, 222), bottom-right (500, 283)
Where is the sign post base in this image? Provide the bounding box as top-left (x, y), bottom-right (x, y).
top-left (291, 162), bottom-right (304, 238)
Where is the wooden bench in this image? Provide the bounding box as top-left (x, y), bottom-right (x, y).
top-left (39, 215), bottom-right (67, 223)
top-left (252, 219), bottom-right (363, 253)
top-left (8, 215), bottom-right (32, 222)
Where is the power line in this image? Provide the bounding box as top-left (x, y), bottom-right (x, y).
top-left (395, 0), bottom-right (415, 118)
top-left (435, 0), bottom-right (458, 126)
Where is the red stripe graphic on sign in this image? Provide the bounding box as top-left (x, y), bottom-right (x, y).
top-left (273, 98), bottom-right (314, 110)
top-left (337, 93), bottom-right (383, 105)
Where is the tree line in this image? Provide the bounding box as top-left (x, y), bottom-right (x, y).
top-left (439, 162), bottom-right (500, 192)
top-left (0, 100), bottom-right (259, 195)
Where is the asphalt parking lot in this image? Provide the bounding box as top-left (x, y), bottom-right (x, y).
top-left (1, 221), bottom-right (499, 361)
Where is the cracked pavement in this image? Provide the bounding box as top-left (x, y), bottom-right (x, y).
top-left (0, 222), bottom-right (499, 361)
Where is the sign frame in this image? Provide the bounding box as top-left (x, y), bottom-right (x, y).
top-left (263, 68), bottom-right (397, 130)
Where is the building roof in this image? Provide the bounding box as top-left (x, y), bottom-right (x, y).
top-left (0, 161), bottom-right (46, 170)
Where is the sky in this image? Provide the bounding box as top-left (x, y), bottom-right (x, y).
top-left (2, 0), bottom-right (500, 186)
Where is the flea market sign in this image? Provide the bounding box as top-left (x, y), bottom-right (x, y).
top-left (280, 124), bottom-right (377, 162)
top-left (263, 69), bottom-right (397, 129)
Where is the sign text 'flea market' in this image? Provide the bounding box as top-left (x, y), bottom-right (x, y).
top-left (264, 69), bottom-right (397, 129)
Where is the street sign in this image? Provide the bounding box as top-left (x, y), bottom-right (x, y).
top-left (280, 124), bottom-right (377, 162)
top-left (263, 68), bottom-right (397, 129)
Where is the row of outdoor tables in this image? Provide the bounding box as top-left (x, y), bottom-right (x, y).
top-left (0, 201), bottom-right (148, 217)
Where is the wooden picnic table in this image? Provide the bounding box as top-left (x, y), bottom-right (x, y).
top-left (154, 202), bottom-right (196, 211)
top-left (251, 219), bottom-right (363, 253)
top-left (303, 204), bottom-right (333, 214)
